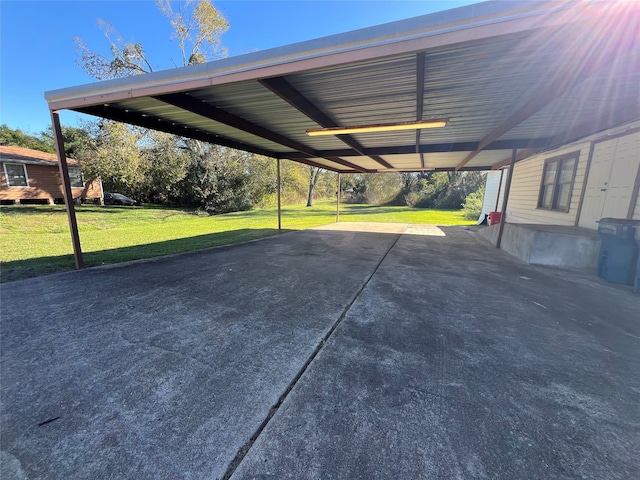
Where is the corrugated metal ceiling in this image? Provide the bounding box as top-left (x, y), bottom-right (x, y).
top-left (47, 0), bottom-right (639, 174)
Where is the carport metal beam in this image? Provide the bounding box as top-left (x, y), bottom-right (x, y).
top-left (279, 138), bottom-right (552, 160)
top-left (154, 93), bottom-right (366, 173)
top-left (78, 105), bottom-right (279, 159)
top-left (494, 168), bottom-right (505, 213)
top-left (496, 149), bottom-right (517, 249)
top-left (78, 105), bottom-right (361, 173)
top-left (51, 110), bottom-right (84, 270)
top-left (628, 161), bottom-right (640, 220)
top-left (155, 93), bottom-right (315, 154)
top-left (336, 173), bottom-right (341, 223)
top-left (491, 148), bottom-right (538, 170)
top-left (277, 159), bottom-right (282, 233)
top-left (259, 77), bottom-right (394, 169)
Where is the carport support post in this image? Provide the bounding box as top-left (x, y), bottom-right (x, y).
top-left (277, 158), bottom-right (282, 233)
top-left (50, 110), bottom-right (85, 270)
top-left (336, 173), bottom-right (341, 223)
top-left (496, 148), bottom-right (516, 249)
top-left (494, 168), bottom-right (504, 212)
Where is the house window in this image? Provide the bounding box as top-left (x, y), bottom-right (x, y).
top-left (537, 152), bottom-right (578, 212)
top-left (3, 163), bottom-right (29, 187)
top-left (68, 167), bottom-right (84, 188)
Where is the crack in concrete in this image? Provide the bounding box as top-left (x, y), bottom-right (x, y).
top-left (221, 233), bottom-right (403, 480)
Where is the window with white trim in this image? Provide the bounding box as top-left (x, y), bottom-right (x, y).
top-left (68, 167), bottom-right (84, 188)
top-left (537, 152), bottom-right (578, 212)
top-left (3, 163), bottom-right (29, 187)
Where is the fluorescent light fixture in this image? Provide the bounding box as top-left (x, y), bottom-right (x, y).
top-left (306, 119), bottom-right (448, 136)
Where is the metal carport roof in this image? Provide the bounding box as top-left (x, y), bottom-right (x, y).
top-left (44, 0), bottom-right (640, 269)
top-left (45, 0), bottom-right (640, 174)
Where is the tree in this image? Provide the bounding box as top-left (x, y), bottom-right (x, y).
top-left (306, 167), bottom-right (323, 207)
top-left (74, 0), bottom-right (228, 79)
top-left (72, 1), bottom-right (238, 209)
top-left (174, 143), bottom-right (258, 213)
top-left (77, 121), bottom-right (146, 197)
top-left (0, 125), bottom-right (54, 153)
top-left (462, 186), bottom-right (485, 220)
top-left (156, 0), bottom-right (228, 66)
top-left (74, 21), bottom-right (152, 80)
top-left (245, 155), bottom-right (278, 208)
top-left (342, 173), bottom-right (403, 205)
top-left (70, 0), bottom-right (238, 208)
top-left (339, 171), bottom-right (485, 210)
top-left (41, 125), bottom-right (92, 159)
top-left (140, 130), bottom-right (190, 203)
top-left (411, 171), bottom-right (485, 209)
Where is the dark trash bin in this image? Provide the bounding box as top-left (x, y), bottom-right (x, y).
top-left (597, 218), bottom-right (640, 286)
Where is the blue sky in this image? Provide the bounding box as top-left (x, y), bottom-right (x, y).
top-left (1, 0), bottom-right (479, 134)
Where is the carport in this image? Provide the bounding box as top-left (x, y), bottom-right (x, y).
top-left (4, 4), bottom-right (640, 476)
top-left (2, 223), bottom-right (639, 479)
top-left (44, 0), bottom-right (640, 268)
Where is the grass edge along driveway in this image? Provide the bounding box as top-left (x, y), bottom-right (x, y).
top-left (0, 201), bottom-right (473, 282)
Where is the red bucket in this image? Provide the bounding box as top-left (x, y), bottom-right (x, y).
top-left (488, 211), bottom-right (502, 225)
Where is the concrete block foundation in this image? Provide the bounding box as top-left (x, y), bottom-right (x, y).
top-left (477, 223), bottom-right (601, 271)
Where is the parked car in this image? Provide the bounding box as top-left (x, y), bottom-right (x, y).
top-left (104, 193), bottom-right (138, 206)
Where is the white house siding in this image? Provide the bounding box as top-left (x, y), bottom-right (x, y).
top-left (505, 121), bottom-right (640, 230)
top-left (505, 144), bottom-right (589, 227)
top-left (481, 170), bottom-right (503, 218)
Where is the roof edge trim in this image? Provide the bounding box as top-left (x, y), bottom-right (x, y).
top-left (45, 1), bottom-right (578, 111)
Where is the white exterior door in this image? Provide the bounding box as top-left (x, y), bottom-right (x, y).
top-left (578, 131), bottom-right (640, 229)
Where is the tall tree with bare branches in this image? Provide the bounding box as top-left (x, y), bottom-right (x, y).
top-left (72, 1), bottom-right (232, 208)
top-left (74, 0), bottom-right (229, 80)
top-left (306, 166), bottom-right (324, 207)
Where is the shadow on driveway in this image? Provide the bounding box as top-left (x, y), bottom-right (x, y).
top-left (1, 228), bottom-right (290, 283)
top-left (1, 224), bottom-right (638, 479)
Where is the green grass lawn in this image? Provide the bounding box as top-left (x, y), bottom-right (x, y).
top-left (0, 201), bottom-right (472, 282)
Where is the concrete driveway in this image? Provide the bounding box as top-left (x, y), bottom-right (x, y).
top-left (1, 223), bottom-right (638, 479)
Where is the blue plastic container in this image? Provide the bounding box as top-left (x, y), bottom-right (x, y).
top-left (596, 218), bottom-right (640, 286)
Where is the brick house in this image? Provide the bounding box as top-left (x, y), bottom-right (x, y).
top-left (0, 145), bottom-right (102, 205)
